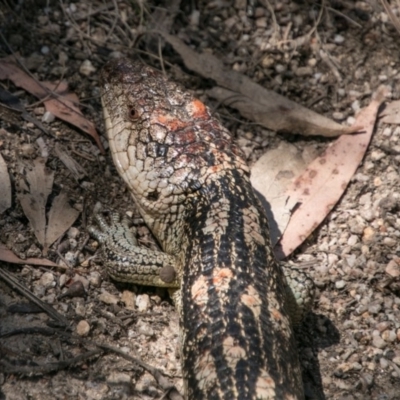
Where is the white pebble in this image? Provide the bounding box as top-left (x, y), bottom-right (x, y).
top-left (136, 294), bottom-right (150, 312)
top-left (79, 60), bottom-right (96, 76)
top-left (39, 272), bottom-right (55, 288)
top-left (42, 111), bottom-right (55, 123)
top-left (335, 280), bottom-right (346, 290)
top-left (334, 34), bottom-right (345, 44)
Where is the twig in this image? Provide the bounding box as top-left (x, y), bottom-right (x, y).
top-left (98, 343), bottom-right (184, 400)
top-left (325, 6), bottom-right (362, 28)
top-left (0, 268), bottom-right (69, 327)
top-left (0, 350), bottom-right (102, 375)
top-left (319, 48), bottom-right (342, 83)
top-left (381, 0), bottom-right (400, 35)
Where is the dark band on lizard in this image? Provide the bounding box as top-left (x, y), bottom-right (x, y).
top-left (90, 58), bottom-right (314, 400)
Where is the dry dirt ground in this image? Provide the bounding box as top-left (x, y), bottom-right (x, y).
top-left (1, 0), bottom-right (400, 399)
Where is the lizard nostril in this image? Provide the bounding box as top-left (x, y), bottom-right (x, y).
top-left (127, 106), bottom-right (140, 121)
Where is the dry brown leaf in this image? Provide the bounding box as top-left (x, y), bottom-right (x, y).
top-left (275, 86), bottom-right (389, 259)
top-left (0, 244), bottom-right (58, 267)
top-left (0, 152), bottom-right (11, 214)
top-left (380, 100), bottom-right (400, 124)
top-left (250, 143), bottom-right (320, 245)
top-left (17, 159), bottom-right (80, 254)
top-left (159, 32), bottom-right (361, 137)
top-left (18, 158), bottom-right (53, 248)
top-left (45, 190), bottom-right (80, 250)
top-left (0, 57), bottom-right (104, 152)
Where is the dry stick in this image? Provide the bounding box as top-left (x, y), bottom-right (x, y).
top-left (0, 267), bottom-right (69, 327)
top-left (381, 0), bottom-right (400, 35)
top-left (277, 0), bottom-right (325, 48)
top-left (0, 32), bottom-right (87, 121)
top-left (0, 349), bottom-right (102, 375)
top-left (98, 343), bottom-right (184, 400)
top-left (319, 48), bottom-right (342, 83)
top-left (325, 6), bottom-right (362, 28)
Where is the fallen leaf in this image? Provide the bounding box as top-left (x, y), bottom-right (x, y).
top-left (45, 191), bottom-right (80, 250)
top-left (380, 100), bottom-right (400, 124)
top-left (250, 142), bottom-right (320, 245)
top-left (275, 86), bottom-right (389, 259)
top-left (0, 57), bottom-right (104, 152)
top-left (0, 152), bottom-right (11, 214)
top-left (159, 32), bottom-right (361, 137)
top-left (0, 87), bottom-right (51, 135)
top-left (0, 244), bottom-right (58, 267)
top-left (17, 159), bottom-right (81, 254)
top-left (18, 158), bottom-right (53, 248)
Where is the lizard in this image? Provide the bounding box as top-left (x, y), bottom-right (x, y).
top-left (89, 57), bottom-right (314, 400)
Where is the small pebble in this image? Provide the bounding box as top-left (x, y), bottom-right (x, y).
top-left (73, 274), bottom-right (89, 290)
top-left (107, 372), bottom-right (131, 385)
top-left (99, 291), bottom-right (119, 305)
top-left (380, 357), bottom-right (389, 369)
top-left (79, 60), bottom-right (96, 76)
top-left (372, 335), bottom-right (387, 349)
top-left (76, 320), bottom-right (90, 336)
top-left (88, 271), bottom-right (102, 288)
top-left (393, 357), bottom-right (400, 366)
top-left (75, 300), bottom-right (86, 317)
top-left (39, 272), bottom-right (55, 289)
top-left (121, 290), bottom-right (136, 310)
top-left (368, 301), bottom-right (382, 315)
top-left (332, 112), bottom-right (345, 120)
top-left (383, 237), bottom-right (396, 247)
top-left (362, 227), bottom-right (376, 243)
top-left (68, 227), bottom-right (79, 239)
top-left (294, 66), bottom-right (313, 77)
top-left (42, 111), bottom-right (55, 123)
top-left (347, 235), bottom-right (358, 246)
top-left (335, 280), bottom-right (346, 290)
top-left (334, 34), bottom-right (345, 44)
top-left (376, 322), bottom-right (392, 332)
top-left (385, 260), bottom-right (400, 278)
top-left (59, 280), bottom-right (85, 299)
top-left (382, 330), bottom-right (397, 343)
top-left (136, 294), bottom-right (150, 312)
top-left (20, 143), bottom-right (36, 157)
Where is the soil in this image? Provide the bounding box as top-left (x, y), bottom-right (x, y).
top-left (1, 1), bottom-right (400, 399)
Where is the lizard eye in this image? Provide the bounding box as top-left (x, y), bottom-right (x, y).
top-left (127, 106), bottom-right (140, 121)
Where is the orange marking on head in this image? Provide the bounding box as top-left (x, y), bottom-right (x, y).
top-left (155, 114), bottom-right (188, 131)
top-left (190, 99), bottom-right (208, 118)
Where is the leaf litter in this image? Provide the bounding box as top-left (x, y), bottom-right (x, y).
top-left (0, 152), bottom-right (11, 214)
top-left (0, 56), bottom-right (104, 152)
top-left (17, 158), bottom-right (80, 255)
top-left (250, 142), bottom-right (320, 245)
top-left (274, 86), bottom-right (390, 259)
